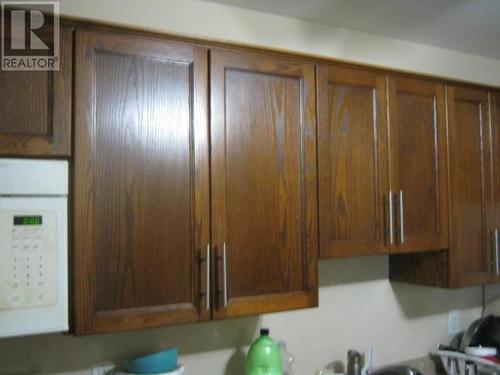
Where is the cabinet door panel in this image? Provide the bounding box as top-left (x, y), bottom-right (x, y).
top-left (447, 86), bottom-right (492, 286)
top-left (0, 25), bottom-right (72, 156)
top-left (74, 30), bottom-right (210, 334)
top-left (211, 50), bottom-right (318, 319)
top-left (224, 70), bottom-right (303, 297)
top-left (0, 72), bottom-right (49, 134)
top-left (388, 77), bottom-right (448, 253)
top-left (318, 65), bottom-right (389, 258)
top-left (490, 91), bottom-right (500, 281)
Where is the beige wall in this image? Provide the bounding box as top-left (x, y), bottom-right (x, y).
top-left (2, 1), bottom-right (500, 374)
top-left (58, 0), bottom-right (500, 87)
top-left (0, 257), bottom-right (492, 374)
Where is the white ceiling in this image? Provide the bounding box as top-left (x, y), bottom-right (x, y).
top-left (200, 0), bottom-right (500, 60)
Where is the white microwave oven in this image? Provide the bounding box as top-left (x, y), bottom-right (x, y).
top-left (0, 158), bottom-right (68, 338)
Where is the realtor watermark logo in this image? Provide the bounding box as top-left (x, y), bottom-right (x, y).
top-left (1, 1), bottom-right (59, 71)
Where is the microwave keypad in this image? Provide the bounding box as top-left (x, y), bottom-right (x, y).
top-left (0, 212), bottom-right (58, 310)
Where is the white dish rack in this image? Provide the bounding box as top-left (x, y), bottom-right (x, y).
top-left (433, 350), bottom-right (500, 375)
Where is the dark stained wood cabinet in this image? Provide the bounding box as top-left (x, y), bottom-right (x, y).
top-left (318, 69), bottom-right (448, 259)
top-left (210, 49), bottom-right (318, 318)
top-left (447, 86), bottom-right (492, 286)
top-left (317, 65), bottom-right (390, 258)
top-left (488, 91), bottom-right (500, 282)
top-left (391, 86), bottom-right (495, 287)
top-left (73, 32), bottom-right (319, 334)
top-left (73, 30), bottom-right (210, 334)
top-left (0, 25), bottom-right (72, 156)
top-left (58, 20), bottom-right (500, 334)
top-left (387, 76), bottom-right (448, 253)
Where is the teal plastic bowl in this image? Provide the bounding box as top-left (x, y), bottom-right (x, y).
top-left (123, 349), bottom-right (178, 374)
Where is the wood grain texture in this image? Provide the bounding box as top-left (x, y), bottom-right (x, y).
top-left (388, 76), bottom-right (448, 253)
top-left (317, 64), bottom-right (389, 258)
top-left (0, 72), bottom-right (49, 134)
top-left (389, 86), bottom-right (496, 288)
top-left (73, 30), bottom-right (209, 334)
top-left (0, 25), bottom-right (72, 156)
top-left (210, 48), bottom-right (318, 319)
top-left (93, 53), bottom-right (193, 310)
top-left (446, 85), bottom-right (492, 287)
top-left (489, 91), bottom-right (500, 282)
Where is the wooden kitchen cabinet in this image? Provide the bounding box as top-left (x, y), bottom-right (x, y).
top-left (0, 25), bottom-right (72, 156)
top-left (391, 85), bottom-right (494, 287)
top-left (488, 91), bottom-right (500, 282)
top-left (73, 31), bottom-right (319, 334)
top-left (387, 76), bottom-right (448, 253)
top-left (318, 67), bottom-right (448, 258)
top-left (66, 18), bottom-right (500, 334)
top-left (448, 86), bottom-right (492, 286)
top-left (73, 30), bottom-right (210, 334)
top-left (210, 49), bottom-right (318, 318)
top-left (317, 65), bottom-right (390, 258)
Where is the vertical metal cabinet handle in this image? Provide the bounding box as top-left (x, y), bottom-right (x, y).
top-left (399, 190), bottom-right (405, 244)
top-left (495, 228), bottom-right (500, 276)
top-left (489, 229), bottom-right (499, 275)
top-left (388, 190), bottom-right (394, 245)
top-left (206, 244), bottom-right (211, 310)
top-left (490, 229), bottom-right (495, 274)
top-left (222, 243), bottom-right (228, 308)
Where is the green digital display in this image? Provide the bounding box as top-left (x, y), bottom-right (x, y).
top-left (13, 216), bottom-right (43, 226)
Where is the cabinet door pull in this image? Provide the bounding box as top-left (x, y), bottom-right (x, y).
top-left (399, 190), bottom-right (405, 244)
top-left (490, 229), bottom-right (499, 275)
top-left (222, 243), bottom-right (228, 308)
top-left (206, 244), bottom-right (211, 310)
top-left (495, 229), bottom-right (499, 276)
top-left (388, 190), bottom-right (394, 245)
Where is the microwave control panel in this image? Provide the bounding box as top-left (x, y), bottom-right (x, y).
top-left (0, 211), bottom-right (58, 310)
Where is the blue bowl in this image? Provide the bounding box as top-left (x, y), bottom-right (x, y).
top-left (123, 348), bottom-right (178, 374)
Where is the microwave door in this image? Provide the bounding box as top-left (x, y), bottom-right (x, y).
top-left (0, 196), bottom-right (68, 338)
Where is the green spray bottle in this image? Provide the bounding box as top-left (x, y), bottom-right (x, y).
top-left (245, 328), bottom-right (282, 375)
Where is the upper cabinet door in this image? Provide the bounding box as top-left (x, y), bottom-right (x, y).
top-left (388, 77), bottom-right (448, 253)
top-left (490, 91), bottom-right (500, 281)
top-left (210, 49), bottom-right (318, 319)
top-left (446, 86), bottom-right (492, 286)
top-left (0, 25), bottom-right (72, 156)
top-left (318, 65), bottom-right (389, 258)
top-left (73, 30), bottom-right (210, 334)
